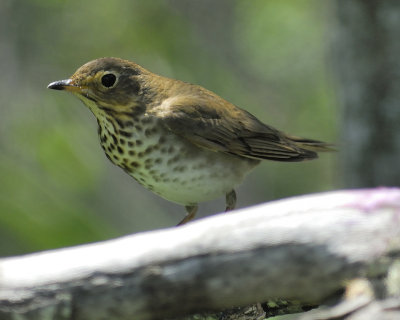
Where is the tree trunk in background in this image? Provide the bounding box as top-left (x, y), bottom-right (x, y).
top-left (333, 0), bottom-right (400, 188)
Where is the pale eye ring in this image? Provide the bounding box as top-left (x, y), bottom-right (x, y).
top-left (101, 73), bottom-right (117, 88)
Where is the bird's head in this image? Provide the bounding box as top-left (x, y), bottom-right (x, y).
top-left (48, 57), bottom-right (148, 118)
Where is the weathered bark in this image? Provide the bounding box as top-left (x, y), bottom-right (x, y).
top-left (332, 0), bottom-right (400, 187)
top-left (0, 188), bottom-right (399, 320)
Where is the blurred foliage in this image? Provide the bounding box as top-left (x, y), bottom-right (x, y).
top-left (0, 0), bottom-right (337, 256)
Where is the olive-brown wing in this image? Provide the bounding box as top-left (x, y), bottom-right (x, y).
top-left (154, 96), bottom-right (319, 161)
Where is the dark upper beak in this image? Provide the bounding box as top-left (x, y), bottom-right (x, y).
top-left (47, 79), bottom-right (85, 93)
top-left (47, 79), bottom-right (72, 90)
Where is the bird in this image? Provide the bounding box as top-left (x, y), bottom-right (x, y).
top-left (48, 57), bottom-right (332, 225)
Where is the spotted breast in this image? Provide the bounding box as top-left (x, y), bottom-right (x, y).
top-left (96, 112), bottom-right (258, 206)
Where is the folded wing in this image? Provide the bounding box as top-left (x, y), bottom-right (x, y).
top-left (153, 95), bottom-right (332, 162)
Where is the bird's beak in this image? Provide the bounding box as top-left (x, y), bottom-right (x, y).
top-left (47, 79), bottom-right (84, 93)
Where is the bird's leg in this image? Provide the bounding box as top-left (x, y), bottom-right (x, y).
top-left (225, 189), bottom-right (237, 211)
top-left (177, 204), bottom-right (198, 226)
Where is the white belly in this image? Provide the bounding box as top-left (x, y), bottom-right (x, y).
top-left (129, 133), bottom-right (257, 205)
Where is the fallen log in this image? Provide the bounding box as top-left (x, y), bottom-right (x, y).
top-left (1, 188), bottom-right (399, 320)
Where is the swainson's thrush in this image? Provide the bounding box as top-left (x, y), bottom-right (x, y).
top-left (48, 57), bottom-right (332, 225)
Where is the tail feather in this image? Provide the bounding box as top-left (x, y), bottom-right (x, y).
top-left (286, 135), bottom-right (336, 153)
top-left (233, 134), bottom-right (334, 162)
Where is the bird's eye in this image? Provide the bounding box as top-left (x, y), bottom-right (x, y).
top-left (101, 73), bottom-right (117, 88)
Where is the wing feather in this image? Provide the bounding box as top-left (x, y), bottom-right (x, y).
top-left (152, 95), bottom-right (327, 162)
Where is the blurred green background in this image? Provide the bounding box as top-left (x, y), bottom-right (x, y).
top-left (0, 0), bottom-right (337, 256)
